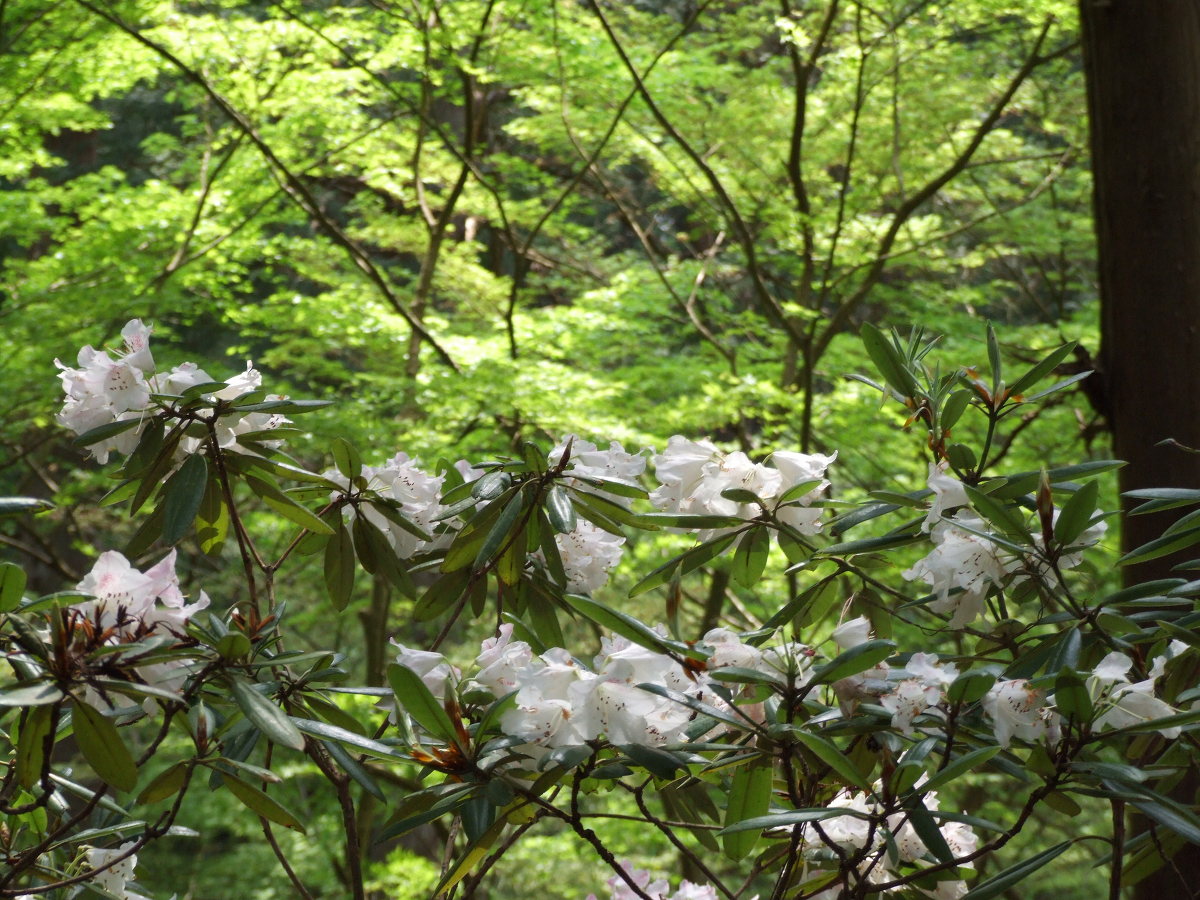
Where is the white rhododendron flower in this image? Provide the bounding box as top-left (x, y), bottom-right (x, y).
top-left (56, 319), bottom-right (287, 462)
top-left (982, 679), bottom-right (1060, 747)
top-left (86, 842), bottom-right (151, 900)
top-left (903, 514), bottom-right (1012, 627)
top-left (1088, 650), bottom-right (1181, 737)
top-left (555, 519), bottom-right (625, 593)
top-left (649, 436), bottom-right (834, 538)
top-left (586, 863), bottom-right (719, 900)
top-left (71, 551), bottom-right (209, 709)
top-left (923, 461), bottom-right (970, 532)
top-left (326, 452), bottom-right (446, 558)
top-left (551, 435), bottom-right (646, 502)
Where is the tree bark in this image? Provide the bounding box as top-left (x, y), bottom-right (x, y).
top-left (1081, 2), bottom-right (1200, 895)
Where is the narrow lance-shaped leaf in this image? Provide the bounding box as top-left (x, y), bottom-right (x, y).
top-left (388, 663), bottom-right (458, 744)
top-left (232, 680), bottom-right (305, 751)
top-left (223, 772), bottom-right (307, 833)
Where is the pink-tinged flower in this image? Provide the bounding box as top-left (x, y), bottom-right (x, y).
top-left (771, 449), bottom-right (836, 535)
top-left (702, 627), bottom-right (764, 671)
top-left (982, 679), bottom-right (1059, 747)
top-left (881, 679), bottom-right (942, 735)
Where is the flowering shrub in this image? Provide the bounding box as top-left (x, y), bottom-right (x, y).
top-left (1, 321), bottom-right (1198, 899)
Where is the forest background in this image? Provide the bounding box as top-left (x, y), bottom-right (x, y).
top-left (0, 0), bottom-right (1187, 898)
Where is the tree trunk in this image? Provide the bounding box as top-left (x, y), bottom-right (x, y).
top-left (1081, 2), bottom-right (1200, 895)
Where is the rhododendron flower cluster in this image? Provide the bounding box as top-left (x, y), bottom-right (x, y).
top-left (70, 551), bottom-right (209, 709)
top-left (804, 784), bottom-right (978, 900)
top-left (551, 435), bottom-right (646, 499)
top-left (649, 437), bottom-right (835, 536)
top-left (327, 451), bottom-right (448, 558)
top-left (904, 465), bottom-right (1106, 627)
top-left (55, 319), bottom-right (287, 462)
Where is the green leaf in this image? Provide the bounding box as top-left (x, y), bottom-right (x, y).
top-left (861, 323), bottom-right (920, 397)
top-left (289, 717), bottom-right (404, 759)
top-left (0, 496), bottom-right (54, 518)
top-left (73, 417), bottom-right (142, 447)
top-left (16, 705), bottom-right (54, 790)
top-left (986, 322), bottom-right (1002, 394)
top-left (232, 680), bottom-right (305, 751)
top-left (793, 731), bottom-right (870, 790)
top-left (722, 758), bottom-right (772, 860)
top-left (73, 700), bottom-right (138, 792)
top-left (388, 663), bottom-right (458, 743)
top-left (561, 594), bottom-right (688, 657)
top-left (331, 437), bottom-right (362, 480)
top-left (628, 533), bottom-right (737, 598)
top-left (941, 390), bottom-right (972, 431)
top-left (963, 841), bottom-right (1071, 899)
top-left (0, 683), bottom-right (64, 706)
top-left (138, 762), bottom-right (189, 804)
top-left (324, 522), bottom-right (356, 611)
top-left (808, 640), bottom-right (896, 686)
top-left (1007, 343), bottom-right (1075, 396)
top-left (731, 525), bottom-right (770, 588)
top-left (1054, 670), bottom-right (1093, 721)
top-left (963, 484), bottom-right (1029, 538)
top-left (0, 562), bottom-right (27, 612)
top-left (259, 489), bottom-right (335, 536)
top-left (1054, 480), bottom-right (1100, 546)
top-left (719, 807), bottom-right (854, 834)
top-left (1119, 526), bottom-right (1200, 567)
top-left (162, 454), bottom-right (208, 544)
top-left (322, 739), bottom-right (386, 801)
top-left (475, 487), bottom-right (529, 569)
top-left (223, 773), bottom-right (307, 833)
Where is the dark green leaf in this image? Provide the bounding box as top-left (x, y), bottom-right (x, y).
top-left (722, 759), bottom-right (772, 860)
top-left (324, 522), bottom-right (356, 611)
top-left (962, 842), bottom-right (1071, 899)
top-left (138, 762), bottom-right (189, 804)
top-left (162, 454), bottom-right (208, 544)
top-left (809, 640), bottom-right (896, 686)
top-left (73, 700), bottom-right (138, 792)
top-left (731, 525), bottom-right (770, 588)
top-left (232, 680), bottom-right (305, 751)
top-left (73, 417), bottom-right (142, 447)
top-left (388, 663), bottom-right (458, 743)
top-left (224, 773), bottom-right (307, 833)
top-left (331, 437), bottom-right (362, 480)
top-left (1054, 481), bottom-right (1100, 546)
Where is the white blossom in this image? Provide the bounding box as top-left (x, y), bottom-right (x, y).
top-left (1088, 650), bottom-right (1180, 737)
top-left (923, 462), bottom-right (969, 532)
top-left (982, 679), bottom-right (1059, 747)
top-left (903, 514), bottom-right (1013, 628)
top-left (556, 520), bottom-right (625, 593)
top-left (86, 842), bottom-right (151, 900)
